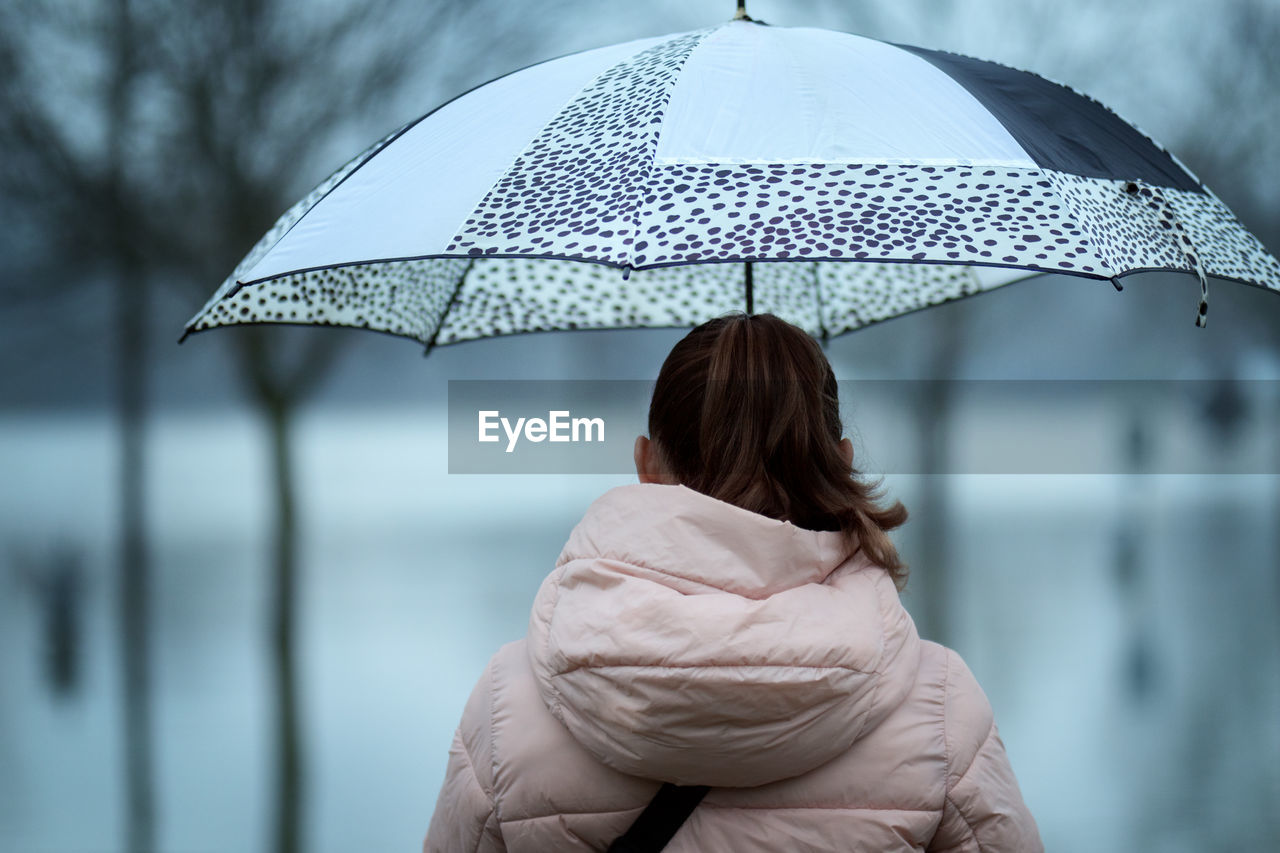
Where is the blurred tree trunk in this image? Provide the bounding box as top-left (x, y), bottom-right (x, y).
top-left (238, 326), bottom-right (342, 853)
top-left (115, 257), bottom-right (154, 853)
top-left (0, 0), bottom-right (160, 840)
top-left (913, 307), bottom-right (962, 646)
top-left (105, 1), bottom-right (155, 849)
top-left (267, 394), bottom-right (300, 853)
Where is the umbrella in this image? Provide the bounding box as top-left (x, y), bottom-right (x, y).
top-left (182, 5), bottom-right (1280, 349)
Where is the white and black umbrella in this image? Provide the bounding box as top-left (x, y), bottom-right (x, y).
top-left (183, 7), bottom-right (1280, 349)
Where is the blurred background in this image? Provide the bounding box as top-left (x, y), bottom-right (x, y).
top-left (1, 0), bottom-right (1278, 851)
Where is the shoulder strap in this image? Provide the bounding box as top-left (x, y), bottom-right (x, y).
top-left (606, 783), bottom-right (710, 853)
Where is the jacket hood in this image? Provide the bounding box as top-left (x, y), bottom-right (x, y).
top-left (527, 483), bottom-right (922, 788)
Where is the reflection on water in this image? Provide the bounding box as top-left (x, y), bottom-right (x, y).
top-left (1, 408), bottom-right (1277, 851)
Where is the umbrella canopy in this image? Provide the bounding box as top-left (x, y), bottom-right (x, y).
top-left (183, 16), bottom-right (1280, 348)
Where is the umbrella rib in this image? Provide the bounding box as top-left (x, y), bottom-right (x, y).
top-left (423, 257), bottom-right (476, 355)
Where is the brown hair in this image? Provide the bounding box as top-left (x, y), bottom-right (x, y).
top-left (648, 313), bottom-right (909, 589)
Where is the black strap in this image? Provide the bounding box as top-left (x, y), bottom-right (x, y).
top-left (606, 783), bottom-right (710, 853)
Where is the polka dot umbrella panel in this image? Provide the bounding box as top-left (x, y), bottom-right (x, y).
top-left (183, 18), bottom-right (1280, 348)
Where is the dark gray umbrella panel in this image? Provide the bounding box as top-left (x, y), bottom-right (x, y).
top-left (184, 19), bottom-right (1280, 348)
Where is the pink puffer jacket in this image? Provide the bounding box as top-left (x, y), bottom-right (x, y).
top-left (426, 483), bottom-right (1042, 852)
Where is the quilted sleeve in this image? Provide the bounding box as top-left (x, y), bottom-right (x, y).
top-left (928, 650), bottom-right (1043, 853)
top-left (424, 658), bottom-right (506, 853)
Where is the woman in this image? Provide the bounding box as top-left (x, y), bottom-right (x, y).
top-left (426, 313), bottom-right (1042, 852)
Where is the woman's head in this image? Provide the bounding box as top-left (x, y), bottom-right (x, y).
top-left (635, 312), bottom-right (909, 588)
